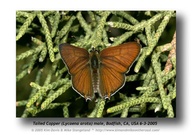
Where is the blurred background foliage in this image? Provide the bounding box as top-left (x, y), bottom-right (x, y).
top-left (16, 11), bottom-right (176, 117)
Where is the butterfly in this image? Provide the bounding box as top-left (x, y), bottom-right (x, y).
top-left (59, 42), bottom-right (141, 101)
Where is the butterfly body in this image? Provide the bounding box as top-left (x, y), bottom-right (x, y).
top-left (59, 42), bottom-right (141, 101)
top-left (89, 51), bottom-right (100, 94)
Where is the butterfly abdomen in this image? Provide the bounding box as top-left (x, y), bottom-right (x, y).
top-left (92, 70), bottom-right (99, 93)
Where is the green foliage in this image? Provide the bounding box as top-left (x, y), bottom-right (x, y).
top-left (16, 11), bottom-right (176, 118)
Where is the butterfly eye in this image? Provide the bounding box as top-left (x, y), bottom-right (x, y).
top-left (90, 47), bottom-right (95, 52)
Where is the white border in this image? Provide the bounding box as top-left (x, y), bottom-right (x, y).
top-left (1, 0), bottom-right (191, 134)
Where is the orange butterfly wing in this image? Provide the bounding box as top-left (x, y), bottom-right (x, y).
top-left (59, 44), bottom-right (94, 100)
top-left (99, 42), bottom-right (141, 99)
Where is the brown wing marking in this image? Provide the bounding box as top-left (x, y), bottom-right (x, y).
top-left (59, 43), bottom-right (90, 75)
top-left (72, 65), bottom-right (94, 100)
top-left (99, 65), bottom-right (125, 98)
top-left (59, 44), bottom-right (94, 100)
top-left (99, 42), bottom-right (141, 99)
top-left (100, 42), bottom-right (141, 73)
